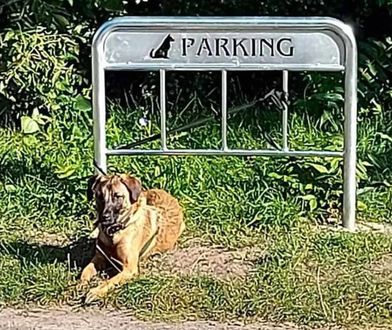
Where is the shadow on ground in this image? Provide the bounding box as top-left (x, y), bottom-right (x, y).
top-left (0, 236), bottom-right (267, 280)
top-left (0, 236), bottom-right (95, 270)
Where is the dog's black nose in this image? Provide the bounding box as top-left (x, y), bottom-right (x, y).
top-left (101, 213), bottom-right (111, 223)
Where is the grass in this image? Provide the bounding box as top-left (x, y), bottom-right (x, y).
top-left (0, 73), bottom-right (391, 328)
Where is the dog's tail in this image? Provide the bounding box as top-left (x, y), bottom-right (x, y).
top-left (149, 48), bottom-right (156, 58)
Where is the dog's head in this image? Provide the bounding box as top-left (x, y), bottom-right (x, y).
top-left (87, 174), bottom-right (142, 228)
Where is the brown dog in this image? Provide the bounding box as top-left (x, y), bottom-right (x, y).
top-left (80, 174), bottom-right (184, 301)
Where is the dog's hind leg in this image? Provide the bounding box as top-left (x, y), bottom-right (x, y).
top-left (80, 252), bottom-right (106, 285)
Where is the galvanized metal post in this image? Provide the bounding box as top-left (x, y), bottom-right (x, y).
top-left (342, 26), bottom-right (358, 231)
top-left (221, 70), bottom-right (228, 151)
top-left (160, 69), bottom-right (167, 150)
top-left (282, 70), bottom-right (289, 151)
top-left (92, 33), bottom-right (107, 173)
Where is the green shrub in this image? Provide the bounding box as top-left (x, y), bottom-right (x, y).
top-left (0, 28), bottom-right (85, 127)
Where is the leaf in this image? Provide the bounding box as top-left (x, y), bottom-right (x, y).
top-left (4, 31), bottom-right (14, 42)
top-left (330, 158), bottom-right (341, 171)
top-left (377, 132), bottom-right (392, 143)
top-left (357, 201), bottom-right (367, 211)
top-left (304, 183), bottom-right (313, 190)
top-left (75, 95), bottom-right (91, 111)
top-left (308, 163), bottom-right (329, 174)
top-left (356, 162), bottom-right (369, 181)
top-left (32, 108), bottom-right (40, 117)
top-left (302, 194), bottom-right (316, 201)
top-left (5, 184), bottom-right (17, 192)
top-left (312, 93), bottom-right (344, 102)
top-left (55, 165), bottom-right (76, 179)
top-left (21, 116), bottom-right (40, 134)
top-left (309, 199), bottom-right (318, 211)
top-left (31, 109), bottom-right (51, 125)
top-left (268, 172), bottom-right (283, 179)
top-left (53, 14), bottom-right (70, 28)
top-left (154, 166), bottom-right (160, 176)
top-left (102, 0), bottom-right (123, 11)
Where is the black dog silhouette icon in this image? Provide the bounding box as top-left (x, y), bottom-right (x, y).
top-left (149, 34), bottom-right (175, 59)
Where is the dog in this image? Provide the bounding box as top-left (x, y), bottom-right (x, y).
top-left (149, 34), bottom-right (175, 59)
top-left (80, 174), bottom-right (185, 301)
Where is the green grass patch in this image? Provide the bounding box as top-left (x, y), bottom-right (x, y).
top-left (1, 226), bottom-right (391, 327)
top-left (0, 83), bottom-right (391, 327)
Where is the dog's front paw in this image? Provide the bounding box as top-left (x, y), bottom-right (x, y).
top-left (76, 280), bottom-right (89, 291)
top-left (85, 285), bottom-right (108, 304)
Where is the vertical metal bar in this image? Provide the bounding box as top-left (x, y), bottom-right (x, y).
top-left (282, 70), bottom-right (289, 151)
top-left (221, 70), bottom-right (228, 150)
top-left (160, 69), bottom-right (167, 150)
top-left (342, 31), bottom-right (358, 231)
top-left (92, 39), bottom-right (107, 173)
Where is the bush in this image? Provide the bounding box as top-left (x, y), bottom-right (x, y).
top-left (0, 28), bottom-right (84, 127)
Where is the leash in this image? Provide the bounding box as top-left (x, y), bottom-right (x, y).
top-left (115, 88), bottom-right (287, 150)
top-left (139, 228), bottom-right (159, 258)
top-left (93, 159), bottom-right (107, 176)
top-left (95, 207), bottom-right (159, 272)
top-left (95, 241), bottom-right (123, 273)
top-left (93, 160), bottom-right (149, 190)
top-left (95, 230), bottom-right (159, 273)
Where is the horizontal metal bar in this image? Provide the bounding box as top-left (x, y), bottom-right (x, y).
top-left (107, 149), bottom-right (343, 157)
top-left (93, 17), bottom-right (355, 49)
top-left (95, 16), bottom-right (351, 30)
top-left (104, 64), bottom-right (345, 72)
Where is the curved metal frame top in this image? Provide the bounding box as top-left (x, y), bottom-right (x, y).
top-left (92, 16), bottom-right (357, 231)
top-left (93, 16), bottom-right (353, 71)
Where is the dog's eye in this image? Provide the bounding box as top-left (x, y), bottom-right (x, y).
top-left (114, 194), bottom-right (124, 199)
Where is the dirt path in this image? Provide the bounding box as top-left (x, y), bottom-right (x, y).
top-left (0, 308), bottom-right (311, 330)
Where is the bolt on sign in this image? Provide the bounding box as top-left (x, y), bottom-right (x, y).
top-left (92, 17), bottom-right (357, 230)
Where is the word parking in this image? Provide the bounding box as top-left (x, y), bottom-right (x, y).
top-left (181, 36), bottom-right (295, 57)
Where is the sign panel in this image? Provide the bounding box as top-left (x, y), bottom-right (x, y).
top-left (104, 31), bottom-right (344, 70)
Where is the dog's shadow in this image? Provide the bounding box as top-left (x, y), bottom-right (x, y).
top-left (0, 236), bottom-right (95, 271)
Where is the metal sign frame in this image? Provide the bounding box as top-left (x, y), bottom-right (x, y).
top-left (92, 16), bottom-right (357, 230)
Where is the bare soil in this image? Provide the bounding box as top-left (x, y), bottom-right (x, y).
top-left (369, 253), bottom-right (392, 279)
top-left (0, 308), bottom-right (332, 330)
top-left (142, 244), bottom-right (267, 279)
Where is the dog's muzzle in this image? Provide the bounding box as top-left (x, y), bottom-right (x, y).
top-left (100, 212), bottom-right (123, 236)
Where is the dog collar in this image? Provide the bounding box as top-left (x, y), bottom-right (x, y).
top-left (105, 223), bottom-right (123, 236)
top-left (118, 207), bottom-right (140, 229)
top-left (101, 207), bottom-right (138, 237)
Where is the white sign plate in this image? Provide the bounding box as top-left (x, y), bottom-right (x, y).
top-left (101, 23), bottom-right (345, 71)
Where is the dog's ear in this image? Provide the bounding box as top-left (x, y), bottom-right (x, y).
top-left (120, 174), bottom-right (142, 203)
top-left (87, 175), bottom-right (101, 201)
